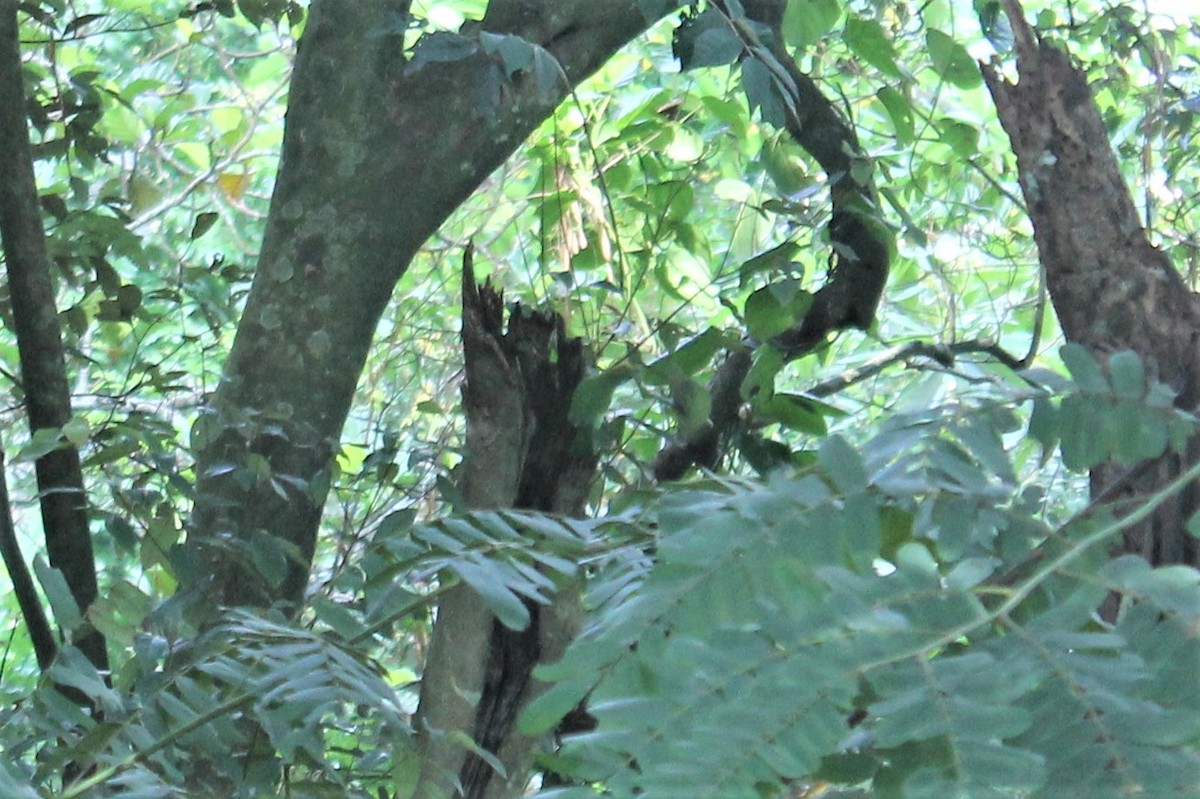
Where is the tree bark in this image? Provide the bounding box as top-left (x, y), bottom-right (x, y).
top-left (414, 252), bottom-right (597, 799)
top-left (982, 3), bottom-right (1200, 575)
top-left (0, 0), bottom-right (106, 672)
top-left (187, 0), bottom-right (665, 608)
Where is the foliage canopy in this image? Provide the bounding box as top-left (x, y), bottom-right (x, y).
top-left (0, 1), bottom-right (1198, 798)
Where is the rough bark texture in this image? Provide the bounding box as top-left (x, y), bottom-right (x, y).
top-left (983, 5), bottom-right (1200, 573)
top-left (187, 0), bottom-right (663, 608)
top-left (0, 0), bottom-right (106, 671)
top-left (653, 0), bottom-right (891, 481)
top-left (414, 254), bottom-right (597, 799)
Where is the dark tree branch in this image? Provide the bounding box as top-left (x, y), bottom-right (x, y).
top-left (806, 340), bottom-right (1030, 398)
top-left (653, 0), bottom-right (892, 481)
top-left (0, 0), bottom-right (106, 671)
top-left (0, 451), bottom-right (56, 670)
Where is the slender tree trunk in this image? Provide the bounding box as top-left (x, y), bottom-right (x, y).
top-left (0, 0), bottom-right (106, 672)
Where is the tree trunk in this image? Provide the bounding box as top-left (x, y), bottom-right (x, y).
top-left (0, 0), bottom-right (106, 672)
top-left (982, 4), bottom-right (1200, 579)
top-left (185, 0), bottom-right (662, 608)
top-left (414, 253), bottom-right (597, 799)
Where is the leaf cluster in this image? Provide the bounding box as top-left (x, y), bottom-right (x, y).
top-left (527, 357), bottom-right (1200, 799)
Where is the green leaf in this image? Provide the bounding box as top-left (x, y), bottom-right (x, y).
top-left (1108, 400), bottom-right (1167, 465)
top-left (674, 9), bottom-right (743, 70)
top-left (48, 646), bottom-right (120, 710)
top-left (313, 596), bottom-right (369, 640)
top-left (760, 136), bottom-right (810, 196)
top-left (936, 118), bottom-right (981, 158)
top-left (34, 555), bottom-right (83, 633)
top-left (845, 15), bottom-right (902, 78)
top-left (247, 527), bottom-right (286, 585)
top-left (877, 85), bottom-right (915, 144)
top-left (671, 378), bottom-right (712, 437)
top-left (738, 240), bottom-right (802, 286)
top-left (1027, 395), bottom-right (1059, 454)
top-left (819, 434), bottom-right (868, 493)
top-left (740, 344), bottom-right (784, 403)
top-left (518, 675), bottom-right (594, 735)
top-left (16, 427), bottom-right (66, 462)
top-left (453, 559), bottom-right (531, 630)
top-left (736, 433), bottom-right (794, 474)
top-left (976, 0), bottom-right (1014, 52)
top-left (925, 29), bottom-right (984, 89)
top-left (745, 282), bottom-right (811, 340)
top-left (190, 211), bottom-right (219, 239)
top-left (62, 416), bottom-right (90, 447)
top-left (1107, 350), bottom-right (1145, 399)
top-left (570, 366), bottom-right (634, 426)
top-left (1060, 343), bottom-right (1109, 392)
top-left (782, 0), bottom-right (843, 50)
top-left (758, 393), bottom-right (827, 435)
top-left (742, 56), bottom-right (787, 127)
top-left (0, 762), bottom-right (40, 799)
top-left (644, 328), bottom-right (726, 385)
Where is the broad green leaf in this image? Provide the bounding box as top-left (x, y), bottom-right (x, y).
top-left (937, 118), bottom-right (981, 158)
top-left (1060, 343), bottom-right (1109, 392)
top-left (877, 85), bottom-right (915, 144)
top-left (926, 29), bottom-right (984, 89)
top-left (1058, 394), bottom-right (1107, 470)
top-left (758, 392), bottom-right (827, 435)
top-left (570, 366), bottom-right (634, 425)
top-left (845, 16), bottom-right (902, 78)
top-left (674, 9), bottom-right (743, 70)
top-left (190, 211), bottom-right (219, 239)
top-left (518, 675), bottom-right (594, 735)
top-left (1108, 400), bottom-right (1167, 465)
top-left (742, 56), bottom-right (787, 127)
top-left (1107, 350), bottom-right (1145, 399)
top-left (744, 282), bottom-right (811, 340)
top-left (1027, 394), bottom-right (1060, 453)
top-left (760, 136), bottom-right (810, 196)
top-left (671, 378), bottom-right (712, 437)
top-left (34, 556), bottom-right (83, 633)
top-left (738, 240), bottom-right (802, 286)
top-left (819, 434), bottom-right (869, 493)
top-left (644, 327), bottom-right (725, 385)
top-left (0, 762), bottom-right (40, 799)
top-left (16, 427), bottom-right (66, 462)
top-left (313, 596), bottom-right (368, 640)
top-left (782, 0), bottom-right (843, 50)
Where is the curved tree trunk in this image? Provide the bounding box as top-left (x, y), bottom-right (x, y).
top-left (186, 0), bottom-right (662, 608)
top-left (983, 2), bottom-right (1200, 584)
